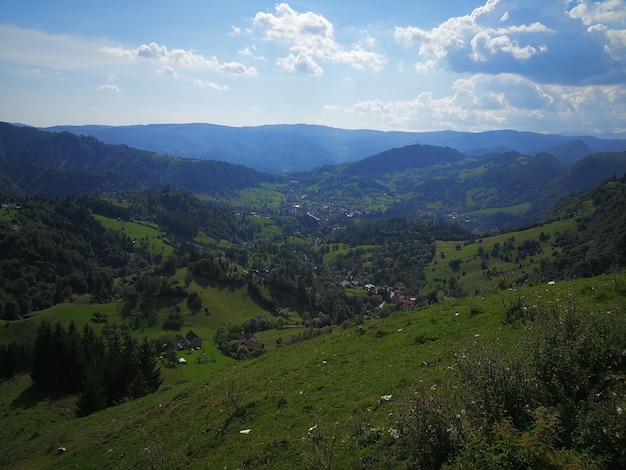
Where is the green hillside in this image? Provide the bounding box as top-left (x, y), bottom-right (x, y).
top-left (1, 123), bottom-right (626, 467)
top-left (1, 271), bottom-right (624, 468)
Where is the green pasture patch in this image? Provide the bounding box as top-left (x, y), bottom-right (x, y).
top-left (159, 342), bottom-right (233, 384)
top-left (229, 186), bottom-right (284, 210)
top-left (427, 218), bottom-right (582, 295)
top-left (464, 186), bottom-right (498, 208)
top-left (322, 243), bottom-right (371, 264)
top-left (100, 197), bottom-right (131, 208)
top-left (193, 232), bottom-right (217, 245)
top-left (188, 279), bottom-right (271, 329)
top-left (247, 215), bottom-right (282, 237)
top-left (0, 297), bottom-right (124, 345)
top-left (0, 208), bottom-right (17, 222)
top-left (94, 214), bottom-right (174, 257)
top-left (468, 201), bottom-right (531, 216)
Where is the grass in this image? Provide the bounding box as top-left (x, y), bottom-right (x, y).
top-left (426, 218), bottom-right (577, 295)
top-left (94, 215), bottom-right (174, 258)
top-left (0, 270), bottom-right (624, 468)
top-left (468, 201), bottom-right (531, 216)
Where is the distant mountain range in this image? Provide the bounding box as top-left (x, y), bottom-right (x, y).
top-left (43, 123), bottom-right (626, 172)
top-left (0, 122), bottom-right (265, 198)
top-left (3, 121), bottom-right (626, 231)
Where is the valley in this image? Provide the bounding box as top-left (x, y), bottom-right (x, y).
top-left (0, 122), bottom-right (625, 468)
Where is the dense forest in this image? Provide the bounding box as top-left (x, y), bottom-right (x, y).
top-left (0, 123), bottom-right (267, 198)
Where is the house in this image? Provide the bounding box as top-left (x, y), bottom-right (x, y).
top-left (177, 330), bottom-right (202, 350)
top-left (241, 332), bottom-right (264, 351)
top-left (241, 338), bottom-right (265, 351)
top-left (185, 330), bottom-right (202, 349)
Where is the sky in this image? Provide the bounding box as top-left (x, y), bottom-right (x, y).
top-left (1, 0), bottom-right (625, 134)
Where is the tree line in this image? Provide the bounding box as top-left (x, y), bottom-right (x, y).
top-left (29, 320), bottom-right (162, 416)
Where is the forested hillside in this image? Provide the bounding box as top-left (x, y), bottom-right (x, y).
top-left (3, 122), bottom-right (626, 233)
top-left (0, 123), bottom-right (266, 197)
top-left (44, 123), bottom-right (626, 172)
top-left (1, 148), bottom-right (626, 468)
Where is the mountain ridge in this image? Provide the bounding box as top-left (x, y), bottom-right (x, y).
top-left (43, 123), bottom-right (626, 172)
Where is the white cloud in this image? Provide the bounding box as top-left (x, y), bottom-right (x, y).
top-left (193, 79), bottom-right (229, 91)
top-left (470, 29), bottom-right (548, 61)
top-left (277, 52), bottom-right (323, 75)
top-left (346, 73), bottom-right (626, 133)
top-left (395, 0), bottom-right (552, 71)
top-left (238, 45), bottom-right (255, 56)
top-left (157, 65), bottom-right (177, 76)
top-left (219, 61), bottom-right (257, 75)
top-left (568, 0), bottom-right (626, 26)
top-left (252, 3), bottom-right (386, 74)
top-left (102, 41), bottom-right (257, 75)
top-left (98, 84), bottom-right (121, 93)
top-left (331, 46), bottom-right (386, 71)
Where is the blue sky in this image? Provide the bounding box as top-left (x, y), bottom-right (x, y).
top-left (1, 0), bottom-right (625, 134)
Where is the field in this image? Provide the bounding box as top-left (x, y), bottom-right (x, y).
top-left (1, 270), bottom-right (624, 468)
top-left (426, 218), bottom-right (577, 296)
top-left (94, 215), bottom-right (175, 258)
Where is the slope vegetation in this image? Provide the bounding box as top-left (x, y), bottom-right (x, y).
top-left (0, 123), bottom-right (265, 197)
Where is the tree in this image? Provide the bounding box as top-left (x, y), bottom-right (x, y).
top-left (77, 368), bottom-right (107, 417)
top-left (137, 337), bottom-right (163, 394)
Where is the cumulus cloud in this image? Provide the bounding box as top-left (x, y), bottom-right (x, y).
top-left (193, 79), bottom-right (229, 91)
top-left (568, 0), bottom-right (626, 63)
top-left (97, 84), bottom-right (121, 93)
top-left (395, 0), bottom-right (552, 74)
top-left (568, 0), bottom-right (626, 26)
top-left (157, 65), bottom-right (177, 76)
top-left (102, 41), bottom-right (257, 75)
top-left (347, 73), bottom-right (626, 133)
top-left (277, 52), bottom-right (323, 75)
top-left (395, 0), bottom-right (626, 85)
top-left (219, 61), bottom-right (257, 75)
top-left (252, 3), bottom-right (386, 75)
top-left (238, 45), bottom-right (255, 56)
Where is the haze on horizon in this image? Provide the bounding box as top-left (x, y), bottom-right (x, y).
top-left (1, 0), bottom-right (625, 135)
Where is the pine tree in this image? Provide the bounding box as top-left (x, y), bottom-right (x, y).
top-left (63, 320), bottom-right (83, 392)
top-left (77, 367), bottom-right (107, 417)
top-left (137, 337), bottom-right (163, 394)
top-left (128, 370), bottom-right (150, 399)
top-left (30, 320), bottom-right (53, 389)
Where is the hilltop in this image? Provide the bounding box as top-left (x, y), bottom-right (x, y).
top-left (0, 122), bottom-right (266, 198)
top-left (3, 122), bottom-right (626, 232)
top-left (43, 123), bottom-right (626, 172)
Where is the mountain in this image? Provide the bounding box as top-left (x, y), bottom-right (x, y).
top-left (298, 142), bottom-right (626, 230)
top-left (43, 123), bottom-right (626, 172)
top-left (0, 123), bottom-right (266, 197)
top-left (342, 144), bottom-right (466, 177)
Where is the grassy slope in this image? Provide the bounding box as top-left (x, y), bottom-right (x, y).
top-left (94, 215), bottom-right (175, 258)
top-left (426, 218), bottom-right (576, 295)
top-left (1, 272), bottom-right (624, 469)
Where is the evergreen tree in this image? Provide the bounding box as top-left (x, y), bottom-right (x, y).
top-left (63, 320), bottom-right (83, 392)
top-left (102, 333), bottom-right (125, 404)
top-left (30, 320), bottom-right (53, 389)
top-left (137, 337), bottom-right (163, 394)
top-left (77, 367), bottom-right (107, 417)
top-left (128, 370), bottom-right (150, 399)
